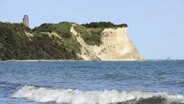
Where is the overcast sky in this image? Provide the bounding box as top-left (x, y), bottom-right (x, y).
top-left (0, 0), bottom-right (184, 59)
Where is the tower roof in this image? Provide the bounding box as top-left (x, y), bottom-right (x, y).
top-left (23, 15), bottom-right (29, 27)
top-left (23, 15), bottom-right (29, 19)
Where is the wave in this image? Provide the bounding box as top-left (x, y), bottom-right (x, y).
top-left (12, 85), bottom-right (184, 104)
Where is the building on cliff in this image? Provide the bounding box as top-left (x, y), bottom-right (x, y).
top-left (23, 15), bottom-right (29, 27)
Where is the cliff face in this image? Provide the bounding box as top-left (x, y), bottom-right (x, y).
top-left (0, 22), bottom-right (141, 60)
top-left (71, 25), bottom-right (141, 60)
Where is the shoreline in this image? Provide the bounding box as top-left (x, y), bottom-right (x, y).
top-left (0, 59), bottom-right (183, 62)
top-left (0, 59), bottom-right (140, 62)
top-left (0, 59), bottom-right (143, 62)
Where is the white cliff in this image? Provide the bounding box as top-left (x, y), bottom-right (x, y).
top-left (70, 25), bottom-right (141, 61)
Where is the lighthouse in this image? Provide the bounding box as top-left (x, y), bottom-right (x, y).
top-left (23, 15), bottom-right (29, 27)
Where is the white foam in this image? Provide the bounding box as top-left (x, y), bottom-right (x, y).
top-left (12, 85), bottom-right (184, 104)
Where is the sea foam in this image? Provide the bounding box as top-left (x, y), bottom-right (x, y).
top-left (12, 85), bottom-right (184, 104)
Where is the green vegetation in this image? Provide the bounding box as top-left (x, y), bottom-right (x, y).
top-left (32, 23), bottom-right (54, 33)
top-left (0, 21), bottom-right (127, 60)
top-left (54, 22), bottom-right (74, 38)
top-left (0, 22), bottom-right (79, 60)
top-left (33, 22), bottom-right (74, 38)
top-left (33, 22), bottom-right (81, 53)
top-left (73, 25), bottom-right (103, 46)
top-left (82, 22), bottom-right (128, 28)
top-left (0, 22), bottom-right (32, 60)
top-left (77, 22), bottom-right (128, 46)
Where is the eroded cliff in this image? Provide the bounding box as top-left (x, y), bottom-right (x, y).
top-left (71, 25), bottom-right (141, 61)
top-left (0, 22), bottom-right (141, 60)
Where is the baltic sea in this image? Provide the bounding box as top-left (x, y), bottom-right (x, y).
top-left (0, 60), bottom-right (184, 104)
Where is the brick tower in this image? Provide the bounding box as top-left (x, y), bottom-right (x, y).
top-left (23, 15), bottom-right (29, 27)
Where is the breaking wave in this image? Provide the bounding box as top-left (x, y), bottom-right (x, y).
top-left (12, 85), bottom-right (184, 104)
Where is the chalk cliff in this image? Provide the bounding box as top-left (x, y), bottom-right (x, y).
top-left (71, 25), bottom-right (141, 61)
top-left (0, 22), bottom-right (141, 60)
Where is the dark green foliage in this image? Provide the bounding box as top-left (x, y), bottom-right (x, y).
top-left (82, 22), bottom-right (128, 28)
top-left (79, 22), bottom-right (128, 46)
top-left (0, 22), bottom-right (79, 60)
top-left (31, 32), bottom-right (78, 59)
top-left (32, 23), bottom-right (54, 33)
top-left (0, 22), bottom-right (30, 60)
top-left (74, 25), bottom-right (102, 46)
top-left (0, 21), bottom-right (128, 60)
top-left (33, 22), bottom-right (74, 38)
top-left (54, 22), bottom-right (73, 38)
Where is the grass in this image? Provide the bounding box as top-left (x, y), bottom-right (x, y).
top-left (74, 25), bottom-right (103, 46)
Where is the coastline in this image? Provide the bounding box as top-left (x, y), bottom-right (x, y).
top-left (1, 59), bottom-right (184, 62)
top-left (0, 59), bottom-right (142, 62)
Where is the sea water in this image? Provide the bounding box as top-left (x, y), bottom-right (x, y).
top-left (0, 60), bottom-right (184, 104)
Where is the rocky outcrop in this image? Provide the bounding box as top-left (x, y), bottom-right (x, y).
top-left (70, 25), bottom-right (141, 61)
top-left (0, 21), bottom-right (141, 60)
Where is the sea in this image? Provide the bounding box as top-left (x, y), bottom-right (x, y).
top-left (0, 60), bottom-right (184, 104)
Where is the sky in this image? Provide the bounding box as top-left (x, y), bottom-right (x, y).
top-left (0, 0), bottom-right (184, 59)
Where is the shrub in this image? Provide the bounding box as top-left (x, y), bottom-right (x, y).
top-left (74, 25), bottom-right (102, 46)
top-left (82, 22), bottom-right (128, 28)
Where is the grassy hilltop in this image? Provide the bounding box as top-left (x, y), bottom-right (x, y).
top-left (0, 21), bottom-right (127, 60)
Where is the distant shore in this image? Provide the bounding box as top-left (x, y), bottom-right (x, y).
top-left (0, 59), bottom-right (143, 62)
top-left (1, 59), bottom-right (183, 62)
